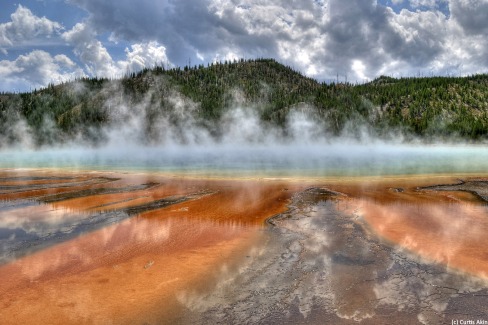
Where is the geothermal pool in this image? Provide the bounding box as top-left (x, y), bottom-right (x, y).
top-left (1, 145), bottom-right (488, 324)
top-left (2, 143), bottom-right (488, 176)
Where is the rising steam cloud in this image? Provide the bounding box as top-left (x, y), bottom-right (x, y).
top-left (0, 72), bottom-right (375, 149)
top-left (1, 76), bottom-right (488, 177)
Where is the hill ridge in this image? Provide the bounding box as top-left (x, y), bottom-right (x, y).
top-left (1, 58), bottom-right (488, 147)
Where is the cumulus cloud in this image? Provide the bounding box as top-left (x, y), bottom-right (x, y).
top-left (450, 0), bottom-right (488, 36)
top-left (0, 5), bottom-right (63, 54)
top-left (441, 0), bottom-right (488, 72)
top-left (62, 22), bottom-right (119, 77)
top-left (66, 0), bottom-right (488, 82)
top-left (0, 23), bottom-right (171, 91)
top-left (387, 8), bottom-right (448, 67)
top-left (123, 41), bottom-right (171, 72)
top-left (0, 50), bottom-right (84, 90)
top-left (409, 0), bottom-right (438, 8)
top-left (68, 0), bottom-right (328, 64)
top-left (2, 0), bottom-right (488, 90)
top-left (0, 5), bottom-right (171, 90)
top-left (61, 22), bottom-right (172, 78)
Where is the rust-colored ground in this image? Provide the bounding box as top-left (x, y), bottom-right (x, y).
top-left (0, 170), bottom-right (303, 324)
top-left (2, 171), bottom-right (488, 324)
top-left (328, 175), bottom-right (488, 279)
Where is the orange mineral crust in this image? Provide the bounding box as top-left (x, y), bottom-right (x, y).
top-left (0, 217), bottom-right (263, 325)
top-left (357, 199), bottom-right (488, 277)
top-left (138, 179), bottom-right (302, 224)
top-left (0, 170), bottom-right (301, 324)
top-left (329, 175), bottom-right (488, 279)
top-left (44, 175), bottom-right (302, 222)
top-left (3, 170), bottom-right (488, 324)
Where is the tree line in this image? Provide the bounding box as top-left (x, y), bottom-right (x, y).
top-left (1, 58), bottom-right (487, 147)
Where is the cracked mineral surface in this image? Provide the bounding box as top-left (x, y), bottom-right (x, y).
top-left (1, 171), bottom-right (488, 324)
top-left (179, 186), bottom-right (488, 324)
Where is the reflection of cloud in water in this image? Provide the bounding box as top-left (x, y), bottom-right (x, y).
top-left (0, 202), bottom-right (87, 237)
top-left (0, 208), bottom-right (256, 325)
top-left (373, 248), bottom-right (488, 324)
top-left (355, 199), bottom-right (488, 278)
top-left (16, 216), bottom-right (171, 281)
top-left (177, 201), bottom-right (379, 323)
top-left (8, 215), bottom-right (251, 282)
top-left (177, 193), bottom-right (488, 324)
top-left (0, 200), bottom-right (135, 263)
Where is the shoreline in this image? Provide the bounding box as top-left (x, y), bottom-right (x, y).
top-left (4, 165), bottom-right (488, 182)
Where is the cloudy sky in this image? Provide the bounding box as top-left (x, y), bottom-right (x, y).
top-left (0, 0), bottom-right (487, 91)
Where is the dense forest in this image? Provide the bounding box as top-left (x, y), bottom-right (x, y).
top-left (1, 58), bottom-right (487, 147)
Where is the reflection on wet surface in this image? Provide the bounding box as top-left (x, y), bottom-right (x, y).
top-left (337, 177), bottom-right (488, 280)
top-left (1, 170), bottom-right (488, 324)
top-left (355, 200), bottom-right (488, 279)
top-left (0, 169), bottom-right (299, 324)
top-left (181, 185), bottom-right (488, 324)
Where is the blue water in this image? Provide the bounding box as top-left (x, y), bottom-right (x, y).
top-left (1, 143), bottom-right (487, 177)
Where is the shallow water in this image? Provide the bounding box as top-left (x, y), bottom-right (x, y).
top-left (1, 146), bottom-right (488, 323)
top-left (2, 143), bottom-right (488, 176)
top-left (174, 185), bottom-right (488, 324)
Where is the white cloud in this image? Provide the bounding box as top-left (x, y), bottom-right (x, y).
top-left (54, 54), bottom-right (77, 68)
top-left (0, 5), bottom-right (63, 53)
top-left (2, 0), bottom-right (488, 91)
top-left (62, 22), bottom-right (173, 78)
top-left (123, 41), bottom-right (171, 72)
top-left (409, 0), bottom-right (437, 8)
top-left (0, 50), bottom-right (85, 90)
top-left (0, 15), bottom-right (174, 91)
top-left (62, 22), bottom-right (119, 77)
top-left (450, 0), bottom-right (488, 35)
top-left (206, 0), bottom-right (329, 77)
top-left (0, 6), bottom-right (166, 90)
top-left (352, 60), bottom-right (368, 81)
top-left (70, 0), bottom-right (488, 80)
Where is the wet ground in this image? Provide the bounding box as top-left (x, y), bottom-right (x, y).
top-left (0, 174), bottom-right (212, 263)
top-left (179, 187), bottom-right (488, 324)
top-left (1, 170), bottom-right (488, 324)
top-left (0, 169), bottom-right (300, 324)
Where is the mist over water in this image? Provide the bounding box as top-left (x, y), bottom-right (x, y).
top-left (1, 77), bottom-right (487, 177)
top-left (1, 142), bottom-right (488, 177)
top-left (2, 88), bottom-right (488, 325)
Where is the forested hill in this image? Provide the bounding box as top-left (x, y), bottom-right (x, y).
top-left (1, 58), bottom-right (488, 147)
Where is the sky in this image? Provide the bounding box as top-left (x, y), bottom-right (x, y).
top-left (0, 0), bottom-right (487, 92)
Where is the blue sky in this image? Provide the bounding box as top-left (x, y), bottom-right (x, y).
top-left (378, 0), bottom-right (450, 14)
top-left (1, 0), bottom-right (487, 91)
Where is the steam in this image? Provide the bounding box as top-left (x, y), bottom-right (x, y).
top-left (1, 76), bottom-right (488, 176)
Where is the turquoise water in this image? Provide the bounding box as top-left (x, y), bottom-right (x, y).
top-left (1, 143), bottom-right (488, 176)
